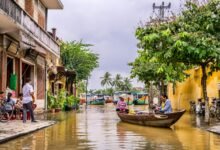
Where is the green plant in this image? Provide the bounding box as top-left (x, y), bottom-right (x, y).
top-left (57, 89), bottom-right (67, 108)
top-left (61, 41), bottom-right (99, 81)
top-left (66, 95), bottom-right (74, 107)
top-left (47, 91), bottom-right (56, 109)
top-left (73, 96), bottom-right (80, 106)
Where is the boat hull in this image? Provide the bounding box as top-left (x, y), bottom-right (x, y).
top-left (90, 99), bottom-right (105, 105)
top-left (117, 109), bottom-right (186, 128)
top-left (134, 100), bottom-right (148, 105)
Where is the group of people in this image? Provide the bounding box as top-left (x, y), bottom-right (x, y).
top-left (116, 94), bottom-right (172, 114)
top-left (0, 78), bottom-right (37, 123)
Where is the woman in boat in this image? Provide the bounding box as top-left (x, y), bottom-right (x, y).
top-left (160, 95), bottom-right (172, 114)
top-left (116, 95), bottom-right (129, 113)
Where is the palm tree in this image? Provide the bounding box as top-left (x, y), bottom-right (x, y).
top-left (100, 72), bottom-right (112, 88)
top-left (113, 74), bottom-right (123, 90)
top-left (121, 77), bottom-right (132, 91)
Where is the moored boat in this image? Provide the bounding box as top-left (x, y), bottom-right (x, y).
top-left (117, 109), bottom-right (186, 128)
top-left (90, 94), bottom-right (105, 105)
top-left (133, 93), bottom-right (148, 105)
top-left (113, 91), bottom-right (134, 105)
top-left (105, 96), bottom-right (113, 103)
top-left (90, 100), bottom-right (105, 105)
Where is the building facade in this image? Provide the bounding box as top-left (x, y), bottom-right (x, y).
top-left (168, 68), bottom-right (220, 110)
top-left (0, 0), bottom-right (63, 110)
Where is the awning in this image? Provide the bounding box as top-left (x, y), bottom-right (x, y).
top-left (55, 81), bottom-right (64, 84)
top-left (66, 70), bottom-right (76, 76)
top-left (56, 66), bottom-right (66, 73)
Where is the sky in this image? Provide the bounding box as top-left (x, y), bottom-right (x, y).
top-left (48, 0), bottom-right (182, 90)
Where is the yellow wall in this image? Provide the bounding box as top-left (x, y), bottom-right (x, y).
top-left (168, 68), bottom-right (220, 111)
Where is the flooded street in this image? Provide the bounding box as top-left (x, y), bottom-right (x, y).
top-left (0, 105), bottom-right (220, 150)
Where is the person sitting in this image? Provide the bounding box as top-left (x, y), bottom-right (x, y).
top-left (0, 91), bottom-right (5, 101)
top-left (4, 92), bottom-right (16, 117)
top-left (0, 91), bottom-right (6, 110)
top-left (15, 93), bottom-right (23, 119)
top-left (116, 95), bottom-right (129, 113)
top-left (160, 95), bottom-right (172, 114)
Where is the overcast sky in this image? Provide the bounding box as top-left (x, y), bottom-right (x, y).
top-left (48, 0), bottom-right (182, 90)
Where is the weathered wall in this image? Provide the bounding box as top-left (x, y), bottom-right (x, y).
top-left (25, 0), bottom-right (34, 17)
top-left (37, 65), bottom-right (45, 99)
top-left (16, 0), bottom-right (46, 29)
top-left (168, 68), bottom-right (220, 110)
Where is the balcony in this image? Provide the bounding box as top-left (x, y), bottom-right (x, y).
top-left (40, 0), bottom-right (64, 9)
top-left (0, 0), bottom-right (60, 57)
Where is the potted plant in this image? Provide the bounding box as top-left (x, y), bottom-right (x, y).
top-left (72, 96), bottom-right (80, 110)
top-left (47, 91), bottom-right (56, 113)
top-left (56, 89), bottom-right (66, 112)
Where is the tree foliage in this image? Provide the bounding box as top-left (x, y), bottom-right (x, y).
top-left (61, 41), bottom-right (99, 81)
top-left (133, 0), bottom-right (220, 122)
top-left (100, 72), bottom-right (133, 93)
top-left (100, 72), bottom-right (112, 87)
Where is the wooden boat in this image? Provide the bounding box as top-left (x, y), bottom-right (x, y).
top-left (117, 109), bottom-right (186, 128)
top-left (133, 99), bottom-right (148, 105)
top-left (133, 93), bottom-right (148, 105)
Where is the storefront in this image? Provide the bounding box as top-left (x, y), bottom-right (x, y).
top-left (0, 34), bottom-right (48, 109)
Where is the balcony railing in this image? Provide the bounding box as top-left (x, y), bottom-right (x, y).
top-left (0, 0), bottom-right (60, 56)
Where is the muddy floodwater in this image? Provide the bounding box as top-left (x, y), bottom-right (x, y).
top-left (0, 105), bottom-right (220, 150)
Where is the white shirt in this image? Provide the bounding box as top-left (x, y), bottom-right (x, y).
top-left (22, 83), bottom-right (34, 104)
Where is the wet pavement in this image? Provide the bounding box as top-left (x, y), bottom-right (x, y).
top-left (0, 104), bottom-right (220, 150)
top-left (0, 120), bottom-right (55, 143)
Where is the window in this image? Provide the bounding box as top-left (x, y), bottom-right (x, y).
top-left (21, 62), bottom-right (34, 88)
top-left (38, 1), bottom-right (46, 15)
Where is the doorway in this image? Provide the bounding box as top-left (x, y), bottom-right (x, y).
top-left (7, 57), bottom-right (14, 88)
top-left (21, 62), bottom-right (35, 88)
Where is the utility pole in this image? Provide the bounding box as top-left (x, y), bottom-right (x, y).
top-left (153, 1), bottom-right (171, 20)
top-left (85, 78), bottom-right (88, 109)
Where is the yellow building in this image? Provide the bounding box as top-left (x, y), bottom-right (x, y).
top-left (168, 67), bottom-right (220, 111)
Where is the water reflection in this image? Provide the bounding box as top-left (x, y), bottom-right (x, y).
top-left (0, 105), bottom-right (220, 150)
top-left (116, 122), bottom-right (183, 150)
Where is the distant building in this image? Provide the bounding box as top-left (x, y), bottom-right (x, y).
top-left (0, 0), bottom-right (63, 110)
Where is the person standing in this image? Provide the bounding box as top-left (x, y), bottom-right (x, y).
top-left (22, 78), bottom-right (37, 123)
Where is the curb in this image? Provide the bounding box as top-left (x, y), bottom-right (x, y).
top-left (0, 121), bottom-right (56, 144)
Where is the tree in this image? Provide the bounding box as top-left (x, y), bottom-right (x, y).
top-left (100, 72), bottom-right (112, 88)
top-left (135, 0), bottom-right (220, 122)
top-left (61, 41), bottom-right (99, 96)
top-left (77, 81), bottom-right (86, 95)
top-left (130, 36), bottom-right (188, 101)
top-left (104, 88), bottom-right (115, 96)
top-left (113, 74), bottom-right (123, 90)
top-left (121, 77), bottom-right (132, 91)
top-left (61, 41), bottom-right (99, 81)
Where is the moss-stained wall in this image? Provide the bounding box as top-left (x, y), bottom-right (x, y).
top-left (168, 68), bottom-right (220, 111)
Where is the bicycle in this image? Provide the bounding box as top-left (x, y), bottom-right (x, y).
top-left (209, 100), bottom-right (220, 120)
top-left (189, 100), bottom-right (196, 114)
top-left (0, 100), bottom-right (14, 122)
